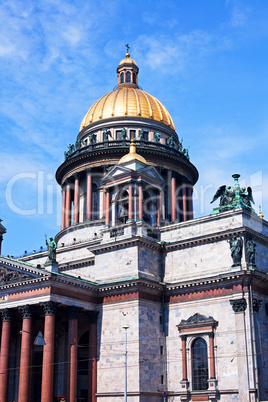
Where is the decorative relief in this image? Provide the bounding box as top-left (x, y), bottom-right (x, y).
top-left (88, 310), bottom-right (99, 324)
top-left (230, 298), bottom-right (247, 313)
top-left (0, 267), bottom-right (29, 284)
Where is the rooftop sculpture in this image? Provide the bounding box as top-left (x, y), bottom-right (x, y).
top-left (211, 174), bottom-right (255, 214)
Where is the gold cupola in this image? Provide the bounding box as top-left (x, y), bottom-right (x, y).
top-left (119, 140), bottom-right (147, 165)
top-left (80, 46), bottom-right (175, 132)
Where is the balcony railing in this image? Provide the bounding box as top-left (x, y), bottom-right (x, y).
top-left (64, 140), bottom-right (189, 162)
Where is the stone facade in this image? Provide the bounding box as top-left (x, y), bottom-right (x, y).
top-left (1, 52), bottom-right (268, 402)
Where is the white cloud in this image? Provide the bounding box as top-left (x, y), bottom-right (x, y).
top-left (134, 30), bottom-right (232, 73)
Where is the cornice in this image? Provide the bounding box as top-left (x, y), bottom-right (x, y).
top-left (165, 223), bottom-right (268, 252)
top-left (88, 236), bottom-right (161, 254)
top-left (56, 144), bottom-right (198, 185)
top-left (165, 269), bottom-right (268, 293)
top-left (98, 277), bottom-right (163, 294)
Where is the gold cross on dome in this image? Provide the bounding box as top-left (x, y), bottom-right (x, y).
top-left (125, 43), bottom-right (130, 53)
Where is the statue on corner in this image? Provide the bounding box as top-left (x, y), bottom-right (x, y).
top-left (228, 235), bottom-right (243, 267)
top-left (45, 236), bottom-right (57, 264)
top-left (210, 174), bottom-right (255, 214)
top-left (245, 238), bottom-right (256, 266)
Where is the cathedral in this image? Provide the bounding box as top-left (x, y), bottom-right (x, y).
top-left (0, 49), bottom-right (267, 402)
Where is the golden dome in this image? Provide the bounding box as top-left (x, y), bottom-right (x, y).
top-left (80, 86), bottom-right (175, 131)
top-left (119, 55), bottom-right (137, 66)
top-left (119, 140), bottom-right (147, 165)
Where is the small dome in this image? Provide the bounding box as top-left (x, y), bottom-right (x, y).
top-left (119, 140), bottom-right (147, 165)
top-left (119, 50), bottom-right (137, 66)
top-left (80, 86), bottom-right (175, 131)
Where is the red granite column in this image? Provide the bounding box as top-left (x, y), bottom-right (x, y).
top-left (187, 186), bottom-right (193, 220)
top-left (61, 187), bottom-right (66, 231)
top-left (66, 181), bottom-right (71, 227)
top-left (182, 183), bottom-right (187, 222)
top-left (181, 335), bottom-right (188, 381)
top-left (157, 190), bottom-right (162, 227)
top-left (18, 305), bottom-right (32, 402)
top-left (105, 189), bottom-right (110, 226)
top-left (88, 311), bottom-right (98, 402)
top-left (73, 174), bottom-right (79, 224)
top-left (0, 309), bottom-right (12, 402)
top-left (128, 184), bottom-right (133, 221)
top-left (86, 170), bottom-right (92, 221)
top-left (171, 176), bottom-right (176, 222)
top-left (209, 333), bottom-right (216, 379)
top-left (41, 302), bottom-right (57, 402)
top-left (67, 307), bottom-right (81, 402)
top-left (138, 183), bottom-right (143, 221)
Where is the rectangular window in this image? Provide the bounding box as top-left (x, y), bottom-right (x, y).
top-left (160, 345), bottom-right (163, 355)
top-left (130, 130), bottom-right (136, 140)
top-left (143, 131), bottom-right (149, 141)
top-left (161, 375), bottom-right (164, 384)
top-left (159, 315), bottom-right (163, 325)
top-left (116, 130), bottom-right (122, 140)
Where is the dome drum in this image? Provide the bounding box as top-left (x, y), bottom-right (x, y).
top-left (56, 51), bottom-right (198, 236)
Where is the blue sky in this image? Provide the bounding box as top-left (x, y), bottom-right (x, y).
top-left (0, 0), bottom-right (268, 256)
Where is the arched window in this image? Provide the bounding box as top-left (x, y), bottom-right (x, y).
top-left (126, 71), bottom-right (131, 83)
top-left (120, 72), bottom-right (124, 84)
top-left (133, 73), bottom-right (136, 84)
top-left (192, 338), bottom-right (208, 390)
top-left (143, 190), bottom-right (157, 226)
top-left (115, 189), bottom-right (129, 224)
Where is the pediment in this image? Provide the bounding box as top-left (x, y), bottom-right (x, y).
top-left (0, 257), bottom-right (49, 286)
top-left (177, 313), bottom-right (218, 331)
top-left (141, 166), bottom-right (164, 183)
top-left (103, 165), bottom-right (132, 182)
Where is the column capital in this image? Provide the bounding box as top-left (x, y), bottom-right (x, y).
top-left (209, 332), bottom-right (214, 339)
top-left (41, 301), bottom-right (59, 315)
top-left (86, 168), bottom-right (92, 174)
top-left (181, 335), bottom-right (187, 341)
top-left (104, 187), bottom-right (111, 194)
top-left (19, 304), bottom-right (33, 319)
top-left (253, 298), bottom-right (262, 313)
top-left (230, 298), bottom-right (247, 313)
top-left (68, 306), bottom-right (83, 319)
top-left (88, 311), bottom-right (99, 324)
top-left (73, 172), bottom-right (79, 180)
top-left (1, 308), bottom-right (12, 321)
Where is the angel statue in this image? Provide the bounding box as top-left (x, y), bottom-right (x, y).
top-left (240, 187), bottom-right (255, 208)
top-left (210, 185), bottom-right (234, 208)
